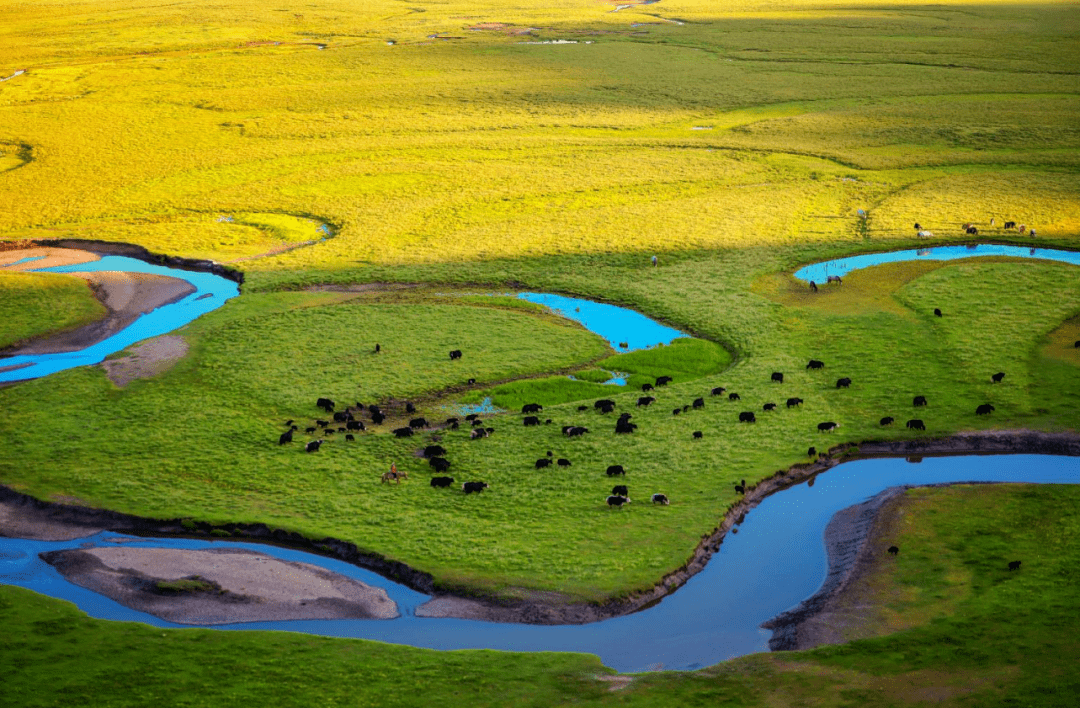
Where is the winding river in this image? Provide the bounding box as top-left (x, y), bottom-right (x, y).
top-left (3, 244), bottom-right (1080, 672)
top-left (2, 454), bottom-right (1078, 672)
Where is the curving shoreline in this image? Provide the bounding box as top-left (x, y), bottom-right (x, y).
top-left (3, 430), bottom-right (1079, 628)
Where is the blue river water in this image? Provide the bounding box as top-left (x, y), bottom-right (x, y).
top-left (794, 243), bottom-right (1080, 283)
top-left (517, 292), bottom-right (687, 351)
top-left (0, 256), bottom-right (239, 383)
top-left (2, 453), bottom-right (1077, 672)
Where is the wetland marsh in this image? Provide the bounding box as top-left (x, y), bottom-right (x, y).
top-left (2, 0), bottom-right (1079, 704)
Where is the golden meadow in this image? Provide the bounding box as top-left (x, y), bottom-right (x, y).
top-left (2, 0), bottom-right (1078, 270)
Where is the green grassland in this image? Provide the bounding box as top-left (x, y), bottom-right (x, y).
top-left (3, 258), bottom-right (1079, 601)
top-left (0, 271), bottom-right (105, 349)
top-left (1, 0), bottom-right (1079, 701)
top-left (3, 483), bottom-right (1077, 706)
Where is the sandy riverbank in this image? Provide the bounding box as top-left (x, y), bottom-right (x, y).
top-left (0, 247), bottom-right (196, 357)
top-left (42, 546), bottom-right (399, 624)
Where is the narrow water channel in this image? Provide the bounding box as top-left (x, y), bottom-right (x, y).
top-left (794, 243), bottom-right (1080, 283)
top-left (3, 454), bottom-right (1077, 672)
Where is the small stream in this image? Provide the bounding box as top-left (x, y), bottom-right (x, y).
top-left (794, 243), bottom-right (1080, 283)
top-left (3, 454), bottom-right (1077, 672)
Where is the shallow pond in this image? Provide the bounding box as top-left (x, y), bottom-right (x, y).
top-left (3, 453), bottom-right (1077, 672)
top-left (794, 243), bottom-right (1080, 283)
top-left (0, 256), bottom-right (239, 383)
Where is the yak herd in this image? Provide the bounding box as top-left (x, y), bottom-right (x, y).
top-left (274, 342), bottom-right (1009, 510)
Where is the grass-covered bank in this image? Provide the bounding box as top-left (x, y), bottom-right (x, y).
top-left (4, 483), bottom-right (1079, 706)
top-left (0, 272), bottom-right (105, 350)
top-left (3, 251), bottom-right (1080, 602)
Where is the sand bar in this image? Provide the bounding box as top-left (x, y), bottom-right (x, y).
top-left (42, 546), bottom-right (399, 624)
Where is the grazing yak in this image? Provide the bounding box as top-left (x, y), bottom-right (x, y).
top-left (429, 457), bottom-right (451, 473)
top-left (786, 397), bottom-right (803, 408)
top-left (692, 397), bottom-right (705, 409)
top-left (557, 458), bottom-right (572, 467)
top-left (316, 420), bottom-right (329, 428)
top-left (807, 359), bottom-right (825, 370)
top-left (692, 431), bottom-right (703, 439)
top-left (445, 417), bottom-right (459, 426)
top-left (535, 458), bottom-right (553, 469)
top-left (641, 383), bottom-right (654, 392)
top-left (408, 417), bottom-right (428, 429)
top-left (316, 397), bottom-right (335, 412)
top-left (728, 392), bottom-right (741, 401)
top-left (652, 493), bottom-right (670, 505)
top-left (347, 420), bottom-right (365, 431)
top-left (611, 485), bottom-right (629, 497)
top-left (655, 376), bottom-right (673, 387)
top-left (763, 403), bottom-right (777, 412)
top-left (333, 411), bottom-right (351, 423)
top-left (278, 430), bottom-right (293, 445)
top-left (1003, 221), bottom-right (1016, 230)
top-left (934, 308), bottom-right (943, 317)
top-left (392, 427), bottom-right (414, 438)
top-left (906, 419), bottom-right (926, 430)
top-left (637, 396), bottom-right (656, 407)
top-left (565, 426), bottom-right (589, 438)
top-left (472, 419), bottom-right (484, 427)
top-left (807, 447), bottom-right (816, 457)
top-left (1008, 560), bottom-right (1022, 571)
top-left (711, 387), bottom-right (726, 396)
top-left (615, 421), bottom-right (637, 434)
top-left (672, 408), bottom-right (682, 416)
top-left (739, 411), bottom-right (757, 423)
top-left (888, 546), bottom-right (899, 555)
top-left (430, 476), bottom-right (454, 488)
top-left (606, 495), bottom-right (630, 508)
top-left (836, 377), bottom-right (852, 388)
top-left (405, 402), bottom-right (416, 414)
top-left (523, 416), bottom-right (541, 427)
top-left (606, 465), bottom-right (626, 477)
top-left (305, 427), bottom-right (317, 434)
top-left (522, 403), bottom-right (543, 414)
top-left (577, 405), bottom-right (589, 412)
top-left (345, 434), bottom-right (355, 441)
top-left (305, 440), bottom-right (324, 453)
top-left (913, 396), bottom-right (928, 407)
top-left (818, 421), bottom-right (839, 432)
top-left (827, 275), bottom-right (842, 285)
top-left (992, 372), bottom-right (1005, 383)
top-left (597, 402), bottom-right (616, 414)
top-left (465, 413), bottom-right (479, 422)
top-left (449, 349), bottom-right (463, 360)
top-left (880, 416), bottom-right (895, 426)
top-left (976, 404), bottom-right (995, 415)
top-left (594, 399), bottom-right (615, 410)
top-left (470, 428), bottom-right (491, 440)
top-left (771, 372), bottom-right (784, 383)
top-left (371, 412), bottom-right (386, 425)
top-left (734, 480), bottom-right (746, 494)
top-left (424, 445), bottom-right (447, 458)
top-left (966, 226), bottom-right (978, 235)
top-left (462, 481), bottom-right (488, 494)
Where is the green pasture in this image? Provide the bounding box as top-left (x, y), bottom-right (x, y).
top-left (3, 255), bottom-right (1080, 601)
top-left (0, 271), bottom-right (104, 349)
top-left (4, 483), bottom-right (1078, 707)
top-left (1, 0), bottom-right (1080, 701)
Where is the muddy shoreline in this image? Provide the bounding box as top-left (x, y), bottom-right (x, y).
top-left (3, 430), bottom-right (1078, 626)
top-left (0, 239), bottom-right (242, 383)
